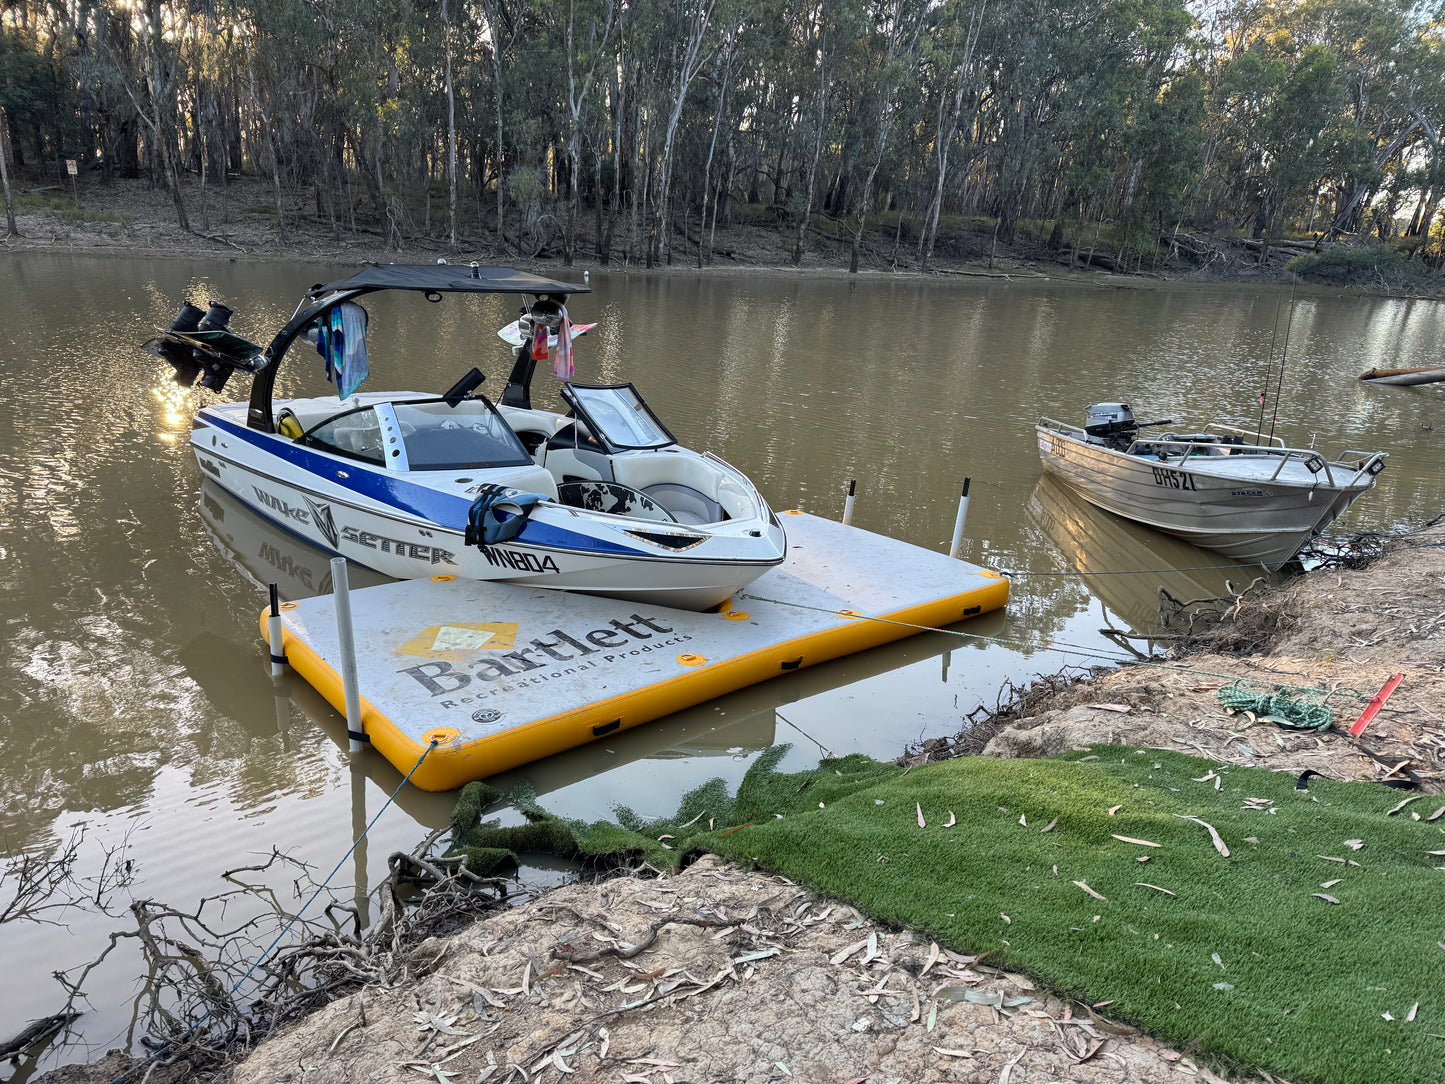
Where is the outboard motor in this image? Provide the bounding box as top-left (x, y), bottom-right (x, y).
top-left (197, 303), bottom-right (237, 392)
top-left (155, 301), bottom-right (207, 387)
top-left (1083, 402), bottom-right (1139, 451)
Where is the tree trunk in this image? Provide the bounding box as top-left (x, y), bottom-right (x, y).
top-left (443, 0), bottom-right (458, 249)
top-left (0, 108), bottom-right (18, 238)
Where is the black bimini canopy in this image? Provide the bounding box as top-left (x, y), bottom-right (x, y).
top-left (308, 264), bottom-right (589, 298)
top-left (246, 264), bottom-right (589, 432)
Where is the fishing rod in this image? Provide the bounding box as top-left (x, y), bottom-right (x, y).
top-left (1267, 284), bottom-right (1298, 444)
top-left (1256, 289), bottom-right (1287, 440)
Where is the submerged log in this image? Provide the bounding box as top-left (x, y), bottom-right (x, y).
top-left (0, 1011), bottom-right (79, 1059)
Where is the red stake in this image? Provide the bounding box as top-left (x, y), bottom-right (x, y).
top-left (1348, 673), bottom-right (1405, 737)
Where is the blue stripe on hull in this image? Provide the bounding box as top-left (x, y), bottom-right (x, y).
top-left (198, 409), bottom-right (646, 558)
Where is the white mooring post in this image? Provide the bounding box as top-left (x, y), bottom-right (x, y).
top-left (331, 557), bottom-right (366, 754)
top-left (842, 479), bottom-right (857, 526)
top-left (267, 584), bottom-right (287, 678)
top-left (948, 478), bottom-right (972, 559)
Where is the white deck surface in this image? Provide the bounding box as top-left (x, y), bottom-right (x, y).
top-left (275, 512), bottom-right (1007, 787)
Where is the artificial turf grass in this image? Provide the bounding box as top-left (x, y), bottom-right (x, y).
top-left (703, 747), bottom-right (1445, 1084)
top-left (453, 746), bottom-right (1445, 1084)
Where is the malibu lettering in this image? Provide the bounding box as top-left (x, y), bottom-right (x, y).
top-left (400, 614), bottom-right (675, 695)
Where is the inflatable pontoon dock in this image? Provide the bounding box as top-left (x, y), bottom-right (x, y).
top-left (263, 511), bottom-right (1008, 790)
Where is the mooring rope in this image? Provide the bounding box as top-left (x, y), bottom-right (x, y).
top-left (734, 592), bottom-right (1371, 703)
top-left (1001, 562), bottom-right (1265, 577)
top-left (108, 739), bottom-right (440, 1084)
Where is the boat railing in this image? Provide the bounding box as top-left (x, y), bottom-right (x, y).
top-left (1130, 436), bottom-right (1385, 488)
top-left (1202, 423), bottom-right (1286, 447)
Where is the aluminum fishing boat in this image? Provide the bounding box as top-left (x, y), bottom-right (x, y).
top-left (1036, 403), bottom-right (1387, 570)
top-left (142, 264), bottom-right (786, 611)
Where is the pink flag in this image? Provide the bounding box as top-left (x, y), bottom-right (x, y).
top-left (552, 305), bottom-right (575, 381)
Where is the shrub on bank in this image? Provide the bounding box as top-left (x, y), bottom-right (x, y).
top-left (1285, 243), bottom-right (1423, 285)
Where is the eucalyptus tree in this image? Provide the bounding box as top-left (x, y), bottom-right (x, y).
top-left (846, 0), bottom-right (925, 272)
top-left (562, 0), bottom-right (615, 262)
top-left (916, 0), bottom-right (986, 270)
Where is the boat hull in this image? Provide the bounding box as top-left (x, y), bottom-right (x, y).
top-left (1035, 426), bottom-right (1375, 570)
top-left (194, 409), bottom-right (785, 611)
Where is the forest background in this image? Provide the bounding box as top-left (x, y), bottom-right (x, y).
top-left (0, 0), bottom-right (1440, 280)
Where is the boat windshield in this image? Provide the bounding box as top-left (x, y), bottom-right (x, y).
top-left (304, 398), bottom-right (534, 471)
top-left (562, 383), bottom-right (675, 451)
top-left (393, 400), bottom-right (535, 470)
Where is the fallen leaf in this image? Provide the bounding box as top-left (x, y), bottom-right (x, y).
top-left (1427, 850), bottom-right (1445, 856)
top-left (917, 803), bottom-right (926, 828)
top-left (998, 1044), bottom-right (1028, 1084)
top-left (1040, 817), bottom-right (1058, 833)
top-left (1408, 1002), bottom-right (1419, 1022)
top-left (927, 1001), bottom-right (938, 1032)
top-left (1089, 703), bottom-right (1132, 713)
top-left (1135, 883), bottom-right (1176, 896)
top-left (1428, 806), bottom-right (1445, 823)
top-left (1344, 839), bottom-right (1364, 850)
top-left (1212, 953), bottom-right (1225, 970)
top-left (1107, 804), bottom-right (1122, 816)
top-left (1175, 815), bottom-right (1230, 857)
top-left (1136, 855), bottom-right (1151, 864)
top-left (1320, 879), bottom-right (1343, 889)
top-left (1318, 855), bottom-right (1346, 863)
top-left (1213, 982), bottom-right (1235, 991)
top-left (830, 938), bottom-right (869, 965)
top-left (552, 1049), bottom-right (576, 1075)
top-left (1383, 1012), bottom-right (1395, 1021)
top-left (1001, 913), bottom-right (1012, 924)
top-left (1312, 893), bottom-right (1340, 904)
top-left (1019, 813), bottom-right (1028, 827)
top-left (921, 941), bottom-right (940, 977)
top-left (932, 1047), bottom-right (972, 1058)
top-left (1112, 834), bottom-right (1161, 847)
top-left (1073, 880), bottom-right (1107, 901)
top-left (943, 811), bottom-right (956, 828)
top-left (1387, 795), bottom-right (1425, 815)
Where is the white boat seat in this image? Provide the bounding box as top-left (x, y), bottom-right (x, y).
top-left (610, 452), bottom-right (750, 523)
top-left (481, 465), bottom-right (560, 500)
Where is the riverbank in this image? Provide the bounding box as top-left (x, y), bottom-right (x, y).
top-left (33, 519), bottom-right (1445, 1084)
top-left (4, 174), bottom-right (1437, 295)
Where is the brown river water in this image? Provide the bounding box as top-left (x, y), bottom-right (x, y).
top-left (1, 253), bottom-right (1441, 1071)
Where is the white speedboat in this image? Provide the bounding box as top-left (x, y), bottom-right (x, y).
top-left (1036, 403), bottom-right (1387, 570)
top-left (144, 264), bottom-right (786, 611)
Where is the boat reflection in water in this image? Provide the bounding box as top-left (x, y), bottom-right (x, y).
top-left (1027, 475), bottom-right (1278, 649)
top-left (200, 477), bottom-right (392, 600)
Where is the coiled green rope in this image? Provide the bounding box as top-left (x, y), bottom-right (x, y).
top-left (1215, 680), bottom-right (1340, 732)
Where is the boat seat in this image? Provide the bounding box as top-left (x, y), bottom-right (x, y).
top-left (485, 465), bottom-right (560, 500)
top-left (610, 452), bottom-right (747, 523)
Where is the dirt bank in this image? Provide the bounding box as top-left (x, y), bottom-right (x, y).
top-left (4, 174), bottom-right (1429, 297)
top-left (44, 856), bottom-right (1226, 1084)
top-left (916, 523), bottom-right (1445, 794)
